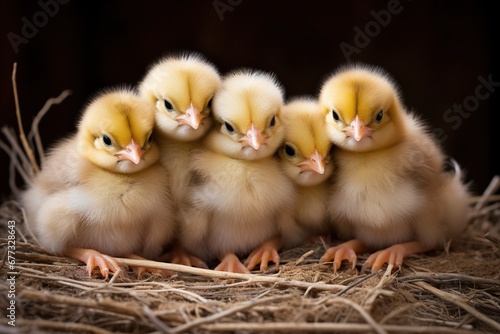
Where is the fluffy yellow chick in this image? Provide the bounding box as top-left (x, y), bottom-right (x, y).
top-left (279, 97), bottom-right (334, 239)
top-left (138, 53), bottom-right (221, 267)
top-left (318, 65), bottom-right (470, 273)
top-left (179, 70), bottom-right (297, 273)
top-left (21, 89), bottom-right (175, 278)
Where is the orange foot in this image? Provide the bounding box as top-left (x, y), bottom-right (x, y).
top-left (244, 238), bottom-right (281, 272)
top-left (126, 254), bottom-right (172, 278)
top-left (160, 246), bottom-right (208, 269)
top-left (64, 247), bottom-right (122, 279)
top-left (215, 253), bottom-right (250, 274)
top-left (319, 239), bottom-right (369, 273)
top-left (361, 240), bottom-right (432, 274)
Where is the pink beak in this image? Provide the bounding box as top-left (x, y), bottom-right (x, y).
top-left (115, 139), bottom-right (142, 164)
top-left (245, 124), bottom-right (264, 150)
top-left (346, 115), bottom-right (371, 142)
top-left (178, 103), bottom-right (201, 129)
top-left (298, 150), bottom-right (325, 174)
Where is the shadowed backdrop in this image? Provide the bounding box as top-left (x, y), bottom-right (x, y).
top-left (1, 0), bottom-right (498, 199)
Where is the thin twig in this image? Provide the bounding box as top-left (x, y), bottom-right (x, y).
top-left (21, 289), bottom-right (143, 318)
top-left (170, 295), bottom-right (291, 334)
top-left (12, 62), bottom-right (40, 174)
top-left (414, 281), bottom-right (500, 332)
top-left (143, 304), bottom-right (173, 334)
top-left (474, 175), bottom-right (500, 212)
top-left (116, 257), bottom-right (347, 292)
top-left (1, 319), bottom-right (113, 334)
top-left (199, 322), bottom-right (477, 333)
top-left (28, 89), bottom-right (72, 162)
top-left (326, 297), bottom-right (388, 334)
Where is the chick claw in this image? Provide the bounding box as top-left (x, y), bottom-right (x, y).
top-left (127, 254), bottom-right (173, 278)
top-left (161, 248), bottom-right (208, 269)
top-left (361, 244), bottom-right (406, 274)
top-left (215, 253), bottom-right (250, 274)
top-left (65, 247), bottom-right (123, 279)
top-left (320, 245), bottom-right (357, 274)
top-left (244, 240), bottom-right (280, 272)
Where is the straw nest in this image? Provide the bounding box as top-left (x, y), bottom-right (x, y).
top-left (0, 64), bottom-right (499, 333)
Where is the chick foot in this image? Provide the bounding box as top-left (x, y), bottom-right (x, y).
top-left (160, 245), bottom-right (208, 269)
top-left (64, 247), bottom-right (123, 279)
top-left (244, 238), bottom-right (281, 272)
top-left (126, 254), bottom-right (172, 278)
top-left (319, 239), bottom-right (369, 273)
top-left (215, 253), bottom-right (250, 274)
top-left (361, 241), bottom-right (431, 274)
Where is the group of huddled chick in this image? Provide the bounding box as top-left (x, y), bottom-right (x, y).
top-left (21, 53), bottom-right (470, 279)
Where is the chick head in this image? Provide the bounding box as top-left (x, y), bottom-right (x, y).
top-left (77, 88), bottom-right (159, 174)
top-left (280, 97), bottom-right (334, 187)
top-left (319, 64), bottom-right (406, 152)
top-left (139, 53), bottom-right (221, 141)
top-left (209, 70), bottom-right (285, 160)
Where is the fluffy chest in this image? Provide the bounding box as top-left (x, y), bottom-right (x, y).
top-left (190, 151), bottom-right (295, 218)
top-left (73, 164), bottom-right (169, 224)
top-left (332, 149), bottom-right (425, 228)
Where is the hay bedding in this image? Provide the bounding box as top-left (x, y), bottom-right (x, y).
top-left (0, 65), bottom-right (499, 334)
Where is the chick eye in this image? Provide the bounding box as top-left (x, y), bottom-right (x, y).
top-left (207, 97), bottom-right (213, 110)
top-left (102, 135), bottom-right (112, 146)
top-left (284, 144), bottom-right (296, 158)
top-left (147, 132), bottom-right (153, 144)
top-left (269, 116), bottom-right (276, 128)
top-left (375, 109), bottom-right (384, 123)
top-left (328, 144), bottom-right (335, 156)
top-left (164, 99), bottom-right (174, 112)
top-left (332, 109), bottom-right (340, 121)
top-left (224, 121), bottom-right (235, 134)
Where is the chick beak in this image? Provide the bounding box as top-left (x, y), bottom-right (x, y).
top-left (298, 150), bottom-right (326, 174)
top-left (245, 124), bottom-right (264, 150)
top-left (346, 115), bottom-right (370, 142)
top-left (178, 103), bottom-right (201, 129)
top-left (115, 139), bottom-right (142, 164)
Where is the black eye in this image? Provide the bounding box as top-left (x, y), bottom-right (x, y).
top-left (328, 144), bottom-right (335, 156)
top-left (207, 97), bottom-right (213, 109)
top-left (224, 121), bottom-right (235, 133)
top-left (332, 110), bottom-right (340, 121)
top-left (375, 109), bottom-right (384, 123)
top-left (102, 135), bottom-right (112, 146)
top-left (147, 132), bottom-right (153, 144)
top-left (284, 144), bottom-right (296, 158)
top-left (269, 116), bottom-right (276, 128)
top-left (164, 99), bottom-right (173, 112)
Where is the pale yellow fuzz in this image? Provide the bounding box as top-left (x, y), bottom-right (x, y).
top-left (178, 70), bottom-right (300, 265)
top-left (21, 88), bottom-right (175, 262)
top-left (279, 97), bottom-right (334, 241)
top-left (319, 64), bottom-right (470, 258)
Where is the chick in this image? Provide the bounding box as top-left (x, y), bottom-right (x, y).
top-left (318, 64), bottom-right (470, 273)
top-left (279, 97), bottom-right (334, 240)
top-left (179, 70), bottom-right (297, 273)
top-left (138, 53), bottom-right (220, 267)
top-left (21, 89), bottom-right (175, 278)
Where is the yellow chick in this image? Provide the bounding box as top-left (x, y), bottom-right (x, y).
top-left (279, 97), bottom-right (334, 240)
top-left (318, 64), bottom-right (470, 273)
top-left (138, 53), bottom-right (221, 267)
top-left (21, 89), bottom-right (175, 278)
top-left (179, 70), bottom-right (297, 273)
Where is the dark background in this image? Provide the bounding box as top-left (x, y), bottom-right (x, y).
top-left (1, 1), bottom-right (498, 200)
